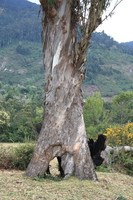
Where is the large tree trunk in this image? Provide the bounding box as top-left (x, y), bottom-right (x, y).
top-left (25, 0), bottom-right (98, 181)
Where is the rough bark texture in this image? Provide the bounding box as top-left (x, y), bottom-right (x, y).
top-left (25, 0), bottom-right (98, 181)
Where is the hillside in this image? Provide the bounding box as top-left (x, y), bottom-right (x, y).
top-left (0, 0), bottom-right (36, 7)
top-left (122, 41), bottom-right (133, 48)
top-left (0, 0), bottom-right (44, 88)
top-left (0, 41), bottom-right (43, 86)
top-left (83, 33), bottom-right (133, 97)
top-left (0, 0), bottom-right (41, 46)
top-left (1, 0), bottom-right (133, 98)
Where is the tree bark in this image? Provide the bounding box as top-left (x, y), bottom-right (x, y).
top-left (25, 0), bottom-right (98, 181)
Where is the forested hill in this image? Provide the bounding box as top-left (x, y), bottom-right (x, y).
top-left (0, 0), bottom-right (43, 92)
top-left (84, 32), bottom-right (133, 97)
top-left (0, 0), bottom-right (41, 47)
top-left (1, 0), bottom-right (133, 98)
top-left (0, 0), bottom-right (37, 7)
top-left (122, 41), bottom-right (133, 49)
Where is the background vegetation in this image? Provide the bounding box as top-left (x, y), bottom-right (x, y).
top-left (0, 86), bottom-right (43, 142)
top-left (1, 0), bottom-right (133, 97)
top-left (83, 91), bottom-right (133, 140)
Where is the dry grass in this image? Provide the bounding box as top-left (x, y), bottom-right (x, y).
top-left (0, 158), bottom-right (133, 200)
top-left (0, 143), bottom-right (27, 147)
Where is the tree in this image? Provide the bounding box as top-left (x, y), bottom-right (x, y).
top-left (83, 92), bottom-right (109, 138)
top-left (25, 0), bottom-right (123, 180)
top-left (111, 91), bottom-right (133, 124)
top-left (0, 111), bottom-right (10, 142)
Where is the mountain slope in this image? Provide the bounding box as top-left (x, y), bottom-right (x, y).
top-left (1, 0), bottom-right (133, 98)
top-left (0, 0), bottom-right (43, 88)
top-left (123, 41), bottom-right (133, 48)
top-left (0, 0), bottom-right (37, 7)
top-left (0, 0), bottom-right (41, 47)
top-left (0, 41), bottom-right (43, 86)
top-left (83, 32), bottom-right (133, 97)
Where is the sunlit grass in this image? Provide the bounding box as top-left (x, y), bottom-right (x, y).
top-left (0, 143), bottom-right (24, 147)
top-left (0, 168), bottom-right (133, 200)
top-left (0, 143), bottom-right (133, 199)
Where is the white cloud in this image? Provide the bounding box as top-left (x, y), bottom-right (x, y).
top-left (28, 0), bottom-right (40, 4)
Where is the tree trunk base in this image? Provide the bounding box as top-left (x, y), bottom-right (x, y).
top-left (25, 138), bottom-right (98, 182)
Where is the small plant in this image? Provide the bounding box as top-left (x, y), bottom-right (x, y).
top-left (32, 174), bottom-right (60, 182)
top-left (116, 195), bottom-right (127, 200)
top-left (96, 165), bottom-right (112, 173)
top-left (32, 174), bottom-right (46, 182)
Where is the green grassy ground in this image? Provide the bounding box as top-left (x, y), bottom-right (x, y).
top-left (0, 158), bottom-right (133, 200)
top-left (0, 143), bottom-right (133, 199)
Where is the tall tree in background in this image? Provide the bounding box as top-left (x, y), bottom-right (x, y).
top-left (111, 91), bottom-right (133, 124)
top-left (25, 0), bottom-right (122, 180)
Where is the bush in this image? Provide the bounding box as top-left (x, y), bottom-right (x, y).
top-left (113, 151), bottom-right (133, 176)
top-left (0, 143), bottom-right (35, 170)
top-left (105, 123), bottom-right (133, 147)
top-left (104, 123), bottom-right (133, 176)
top-left (13, 143), bottom-right (35, 170)
top-left (0, 145), bottom-right (14, 169)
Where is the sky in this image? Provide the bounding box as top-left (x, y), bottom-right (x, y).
top-left (28, 0), bottom-right (133, 43)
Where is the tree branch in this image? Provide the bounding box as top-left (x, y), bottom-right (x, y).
top-left (102, 0), bottom-right (124, 23)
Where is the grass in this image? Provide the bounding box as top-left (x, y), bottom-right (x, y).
top-left (0, 144), bottom-right (133, 199)
top-left (0, 143), bottom-right (26, 147)
top-left (0, 159), bottom-right (133, 200)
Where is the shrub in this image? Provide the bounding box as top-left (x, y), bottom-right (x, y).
top-left (13, 143), bottom-right (35, 170)
top-left (0, 143), bottom-right (35, 170)
top-left (105, 123), bottom-right (133, 147)
top-left (0, 145), bottom-right (14, 169)
top-left (103, 123), bottom-right (133, 176)
top-left (113, 151), bottom-right (133, 176)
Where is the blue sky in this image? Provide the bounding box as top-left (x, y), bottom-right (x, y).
top-left (28, 0), bottom-right (133, 43)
